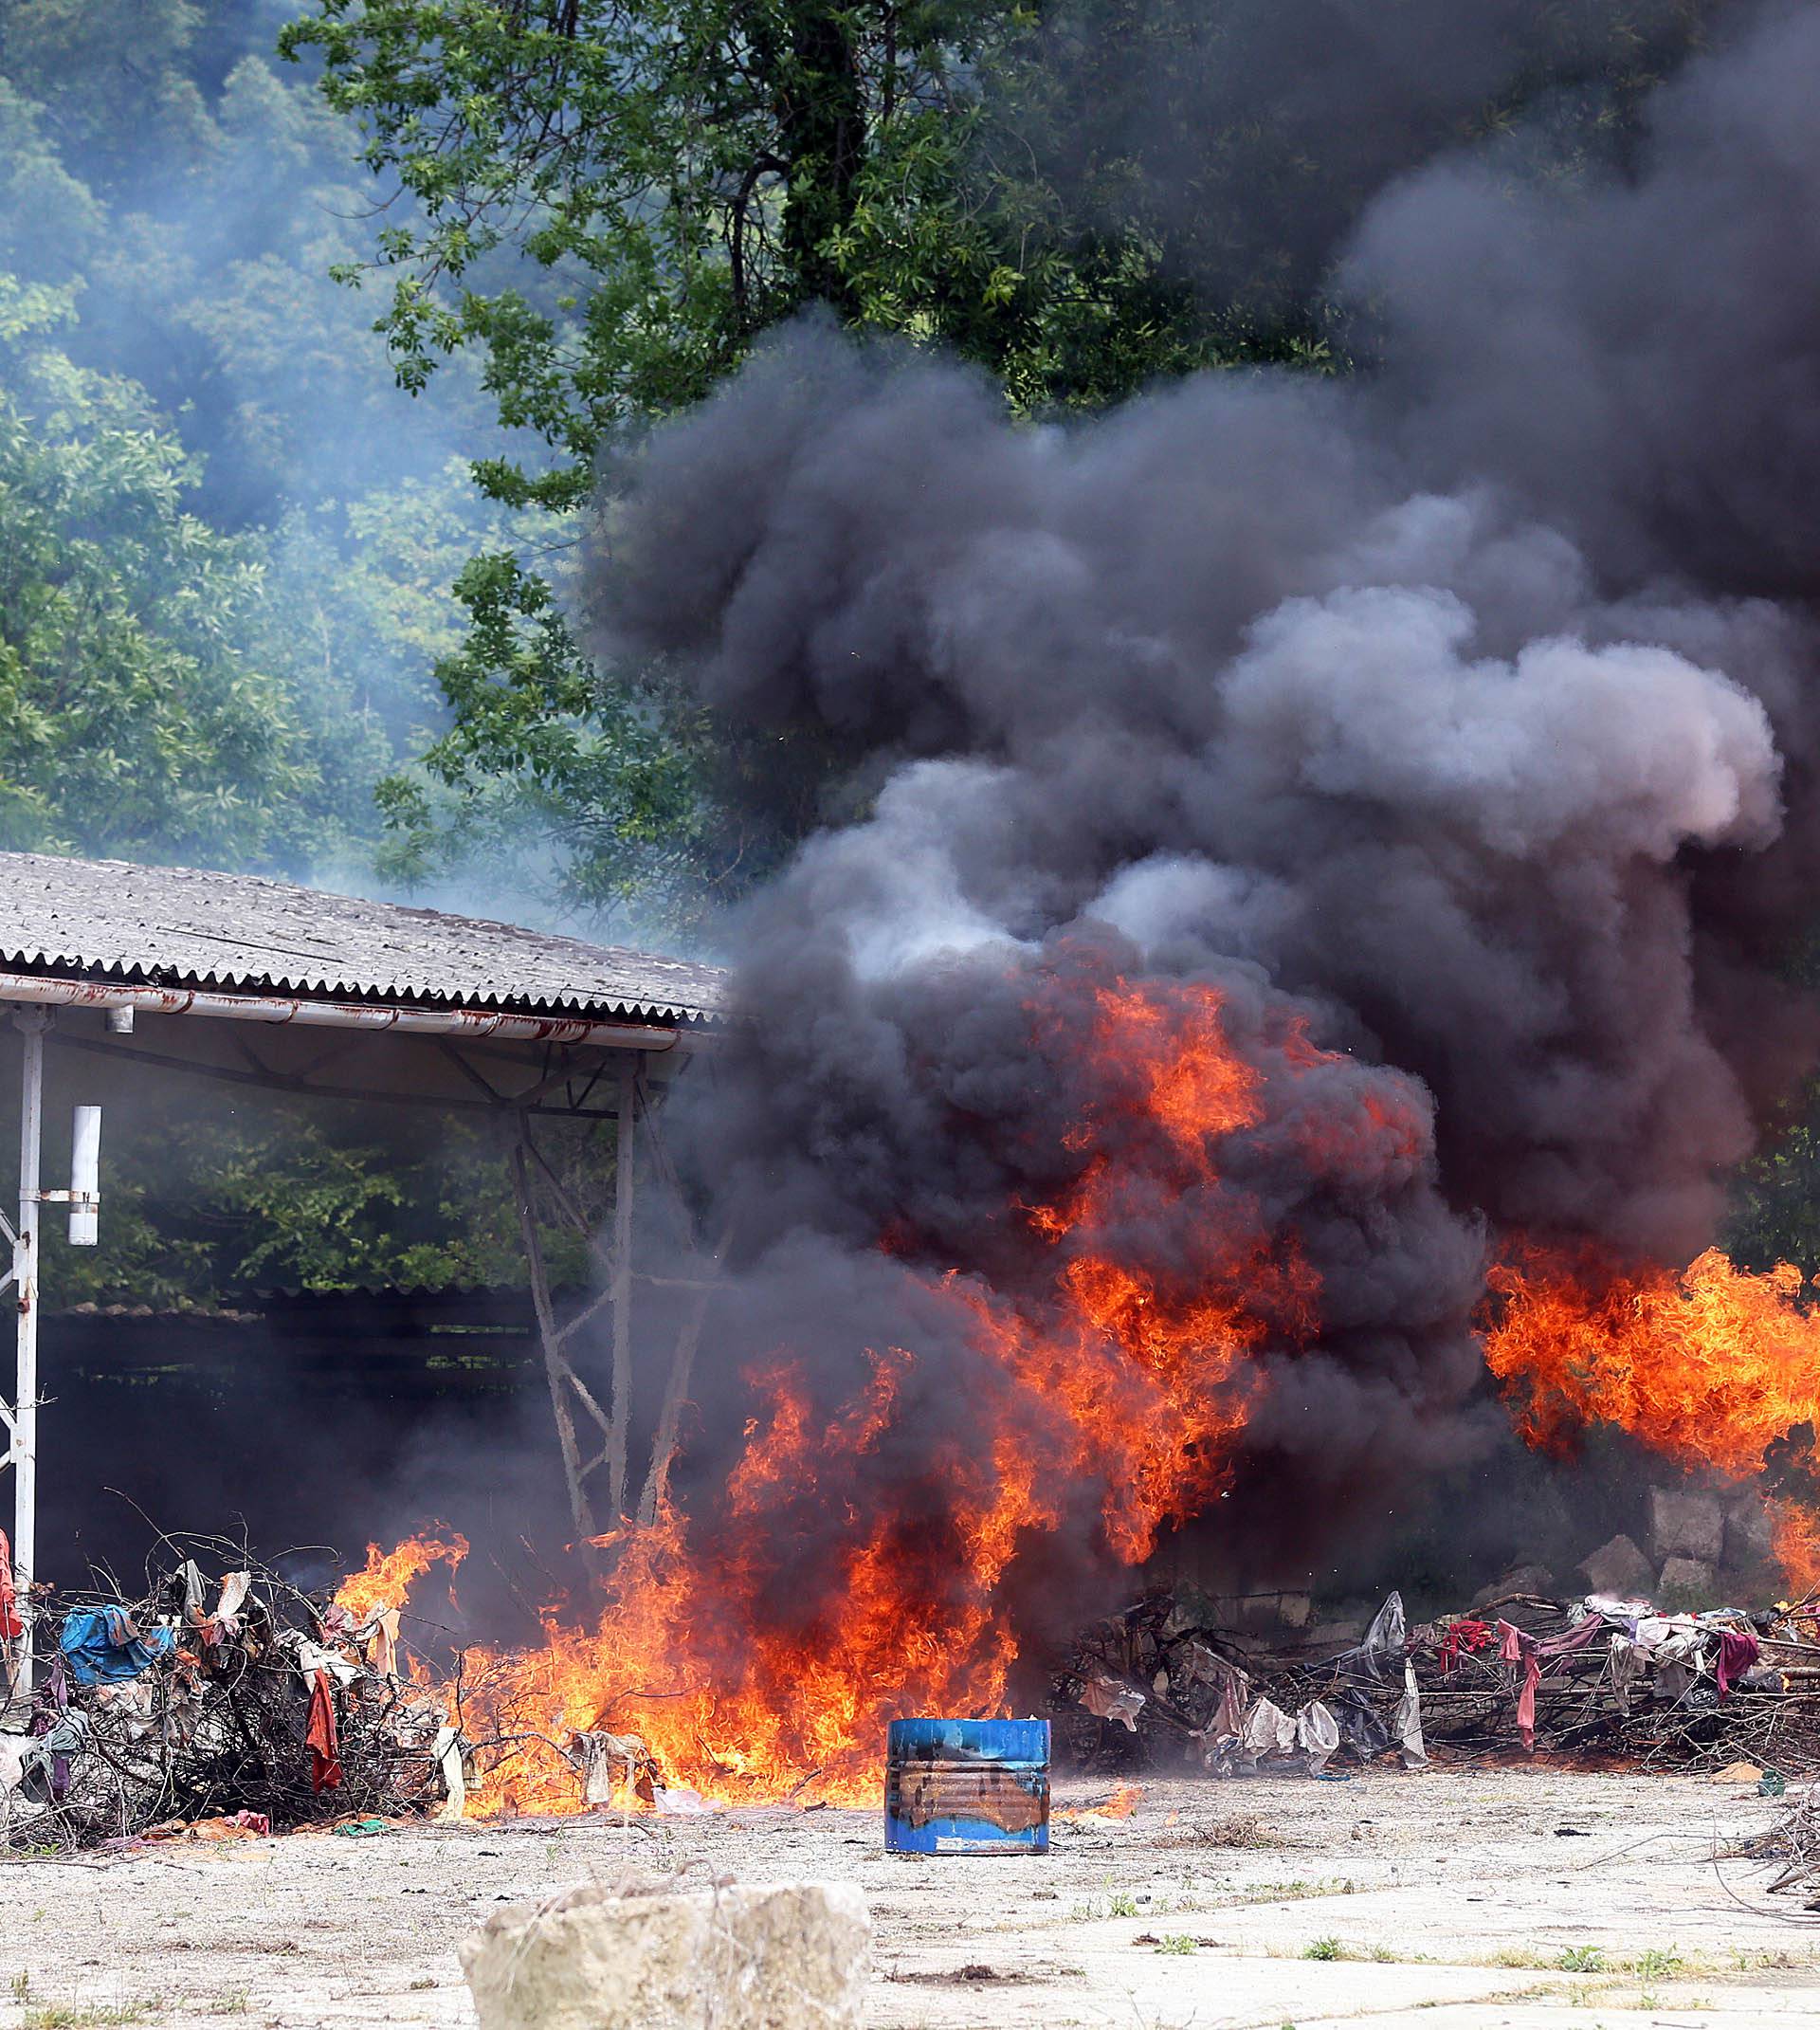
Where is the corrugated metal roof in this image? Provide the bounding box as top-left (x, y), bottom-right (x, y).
top-left (0, 851), bottom-right (727, 1026)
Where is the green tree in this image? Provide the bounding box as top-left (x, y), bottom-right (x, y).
top-left (0, 0), bottom-right (214, 198)
top-left (1728, 1119), bottom-right (1820, 1280)
top-left (0, 9), bottom-right (635, 1303)
top-left (275, 0), bottom-right (1143, 923)
top-left (0, 276), bottom-right (335, 866)
top-left (280, 0), bottom-right (1019, 506)
top-left (0, 276), bottom-right (528, 886)
top-left (43, 1092), bottom-right (610, 1307)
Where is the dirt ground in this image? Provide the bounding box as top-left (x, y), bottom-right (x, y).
top-left (1, 1767), bottom-right (1817, 2028)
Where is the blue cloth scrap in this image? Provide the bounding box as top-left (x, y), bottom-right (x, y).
top-left (60, 1605), bottom-right (175, 1685)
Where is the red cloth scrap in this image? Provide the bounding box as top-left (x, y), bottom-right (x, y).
top-left (1717, 1629), bottom-right (1760, 1701)
top-left (306, 1669), bottom-right (342, 1794)
top-left (1440, 1619), bottom-right (1493, 1673)
top-left (1497, 1616), bottom-right (1604, 1749)
top-left (0, 1528), bottom-right (20, 1641)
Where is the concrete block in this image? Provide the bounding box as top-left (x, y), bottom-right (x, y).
top-left (1470, 1564), bottom-right (1556, 1609)
top-left (1577, 1533), bottom-right (1654, 1600)
top-left (1726, 1496), bottom-right (1777, 1567)
top-left (1234, 1592), bottom-right (1312, 1628)
top-left (1658, 1556), bottom-right (1716, 1606)
top-left (462, 1875), bottom-right (870, 2030)
top-left (1648, 1488), bottom-right (1725, 1564)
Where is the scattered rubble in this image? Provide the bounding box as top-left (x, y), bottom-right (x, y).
top-left (1735, 1782), bottom-right (1820, 1906)
top-left (1658, 1552), bottom-right (1715, 1601)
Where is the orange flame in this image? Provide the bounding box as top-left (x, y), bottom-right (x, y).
top-left (334, 1530), bottom-right (468, 1625)
top-left (1771, 1504), bottom-right (1820, 1600)
top-left (1485, 1243), bottom-right (1820, 1585)
top-left (1058, 1781), bottom-right (1144, 1822)
top-left (367, 968), bottom-right (1426, 1814)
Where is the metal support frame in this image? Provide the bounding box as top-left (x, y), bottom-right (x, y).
top-left (637, 1213), bottom-right (732, 1526)
top-left (1, 1010), bottom-right (46, 1696)
top-left (609, 1061), bottom-right (636, 1520)
top-left (509, 1056), bottom-right (644, 1549)
top-left (510, 1057), bottom-right (729, 1550)
top-left (512, 1139), bottom-right (601, 1553)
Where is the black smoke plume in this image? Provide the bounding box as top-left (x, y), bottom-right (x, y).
top-left (602, 0), bottom-right (1820, 1593)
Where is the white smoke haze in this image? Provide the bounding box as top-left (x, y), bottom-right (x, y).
top-left (588, 0), bottom-right (1820, 1576)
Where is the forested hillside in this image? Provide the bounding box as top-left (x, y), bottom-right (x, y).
top-left (0, 3), bottom-right (526, 883)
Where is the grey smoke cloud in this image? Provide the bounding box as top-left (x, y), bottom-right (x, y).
top-left (999, 0), bottom-right (1718, 330)
top-left (1351, 0), bottom-right (1820, 600)
top-left (604, 0), bottom-right (1820, 1573)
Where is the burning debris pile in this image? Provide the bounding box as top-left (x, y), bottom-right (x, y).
top-left (1058, 1581), bottom-right (1820, 1781)
top-left (0, 1540), bottom-right (466, 1849)
top-left (1056, 1589), bottom-right (1424, 1777)
top-left (15, 1523), bottom-right (1820, 1838)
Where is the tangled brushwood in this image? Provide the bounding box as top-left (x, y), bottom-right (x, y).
top-left (1738, 1783), bottom-right (1820, 1909)
top-left (1057, 1583), bottom-right (1820, 1781)
top-left (0, 1543), bottom-right (464, 1851)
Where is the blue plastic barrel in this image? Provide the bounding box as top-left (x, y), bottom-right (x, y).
top-left (884, 1717), bottom-right (1050, 1855)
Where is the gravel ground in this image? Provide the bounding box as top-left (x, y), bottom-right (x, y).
top-left (1, 1767), bottom-right (1816, 2028)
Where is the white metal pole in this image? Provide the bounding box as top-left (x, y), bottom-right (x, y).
top-left (68, 1105), bottom-right (100, 1246)
top-left (610, 1058), bottom-right (636, 1521)
top-left (12, 1010), bottom-right (45, 1696)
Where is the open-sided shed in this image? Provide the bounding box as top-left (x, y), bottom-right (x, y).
top-left (0, 850), bottom-right (729, 1686)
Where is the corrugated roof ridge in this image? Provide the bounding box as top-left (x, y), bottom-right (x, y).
top-left (0, 850), bottom-right (730, 1024)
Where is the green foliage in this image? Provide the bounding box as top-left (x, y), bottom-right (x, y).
top-left (0, 278), bottom-right (538, 885)
top-left (0, 277), bottom-right (324, 867)
top-left (276, 0), bottom-right (1232, 905)
top-left (0, 11), bottom-right (595, 1297)
top-left (280, 0), bottom-right (1012, 487)
top-left (967, 0), bottom-right (1720, 385)
top-left (44, 1095), bottom-right (609, 1308)
top-left (1725, 1086), bottom-right (1820, 1280)
top-left (0, 0), bottom-right (213, 196)
top-left (375, 548), bottom-right (731, 929)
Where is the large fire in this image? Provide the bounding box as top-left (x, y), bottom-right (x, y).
top-left (342, 968), bottom-right (1432, 1813)
top-left (1485, 1243), bottom-right (1820, 1589)
top-left (344, 967), bottom-right (1820, 1816)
